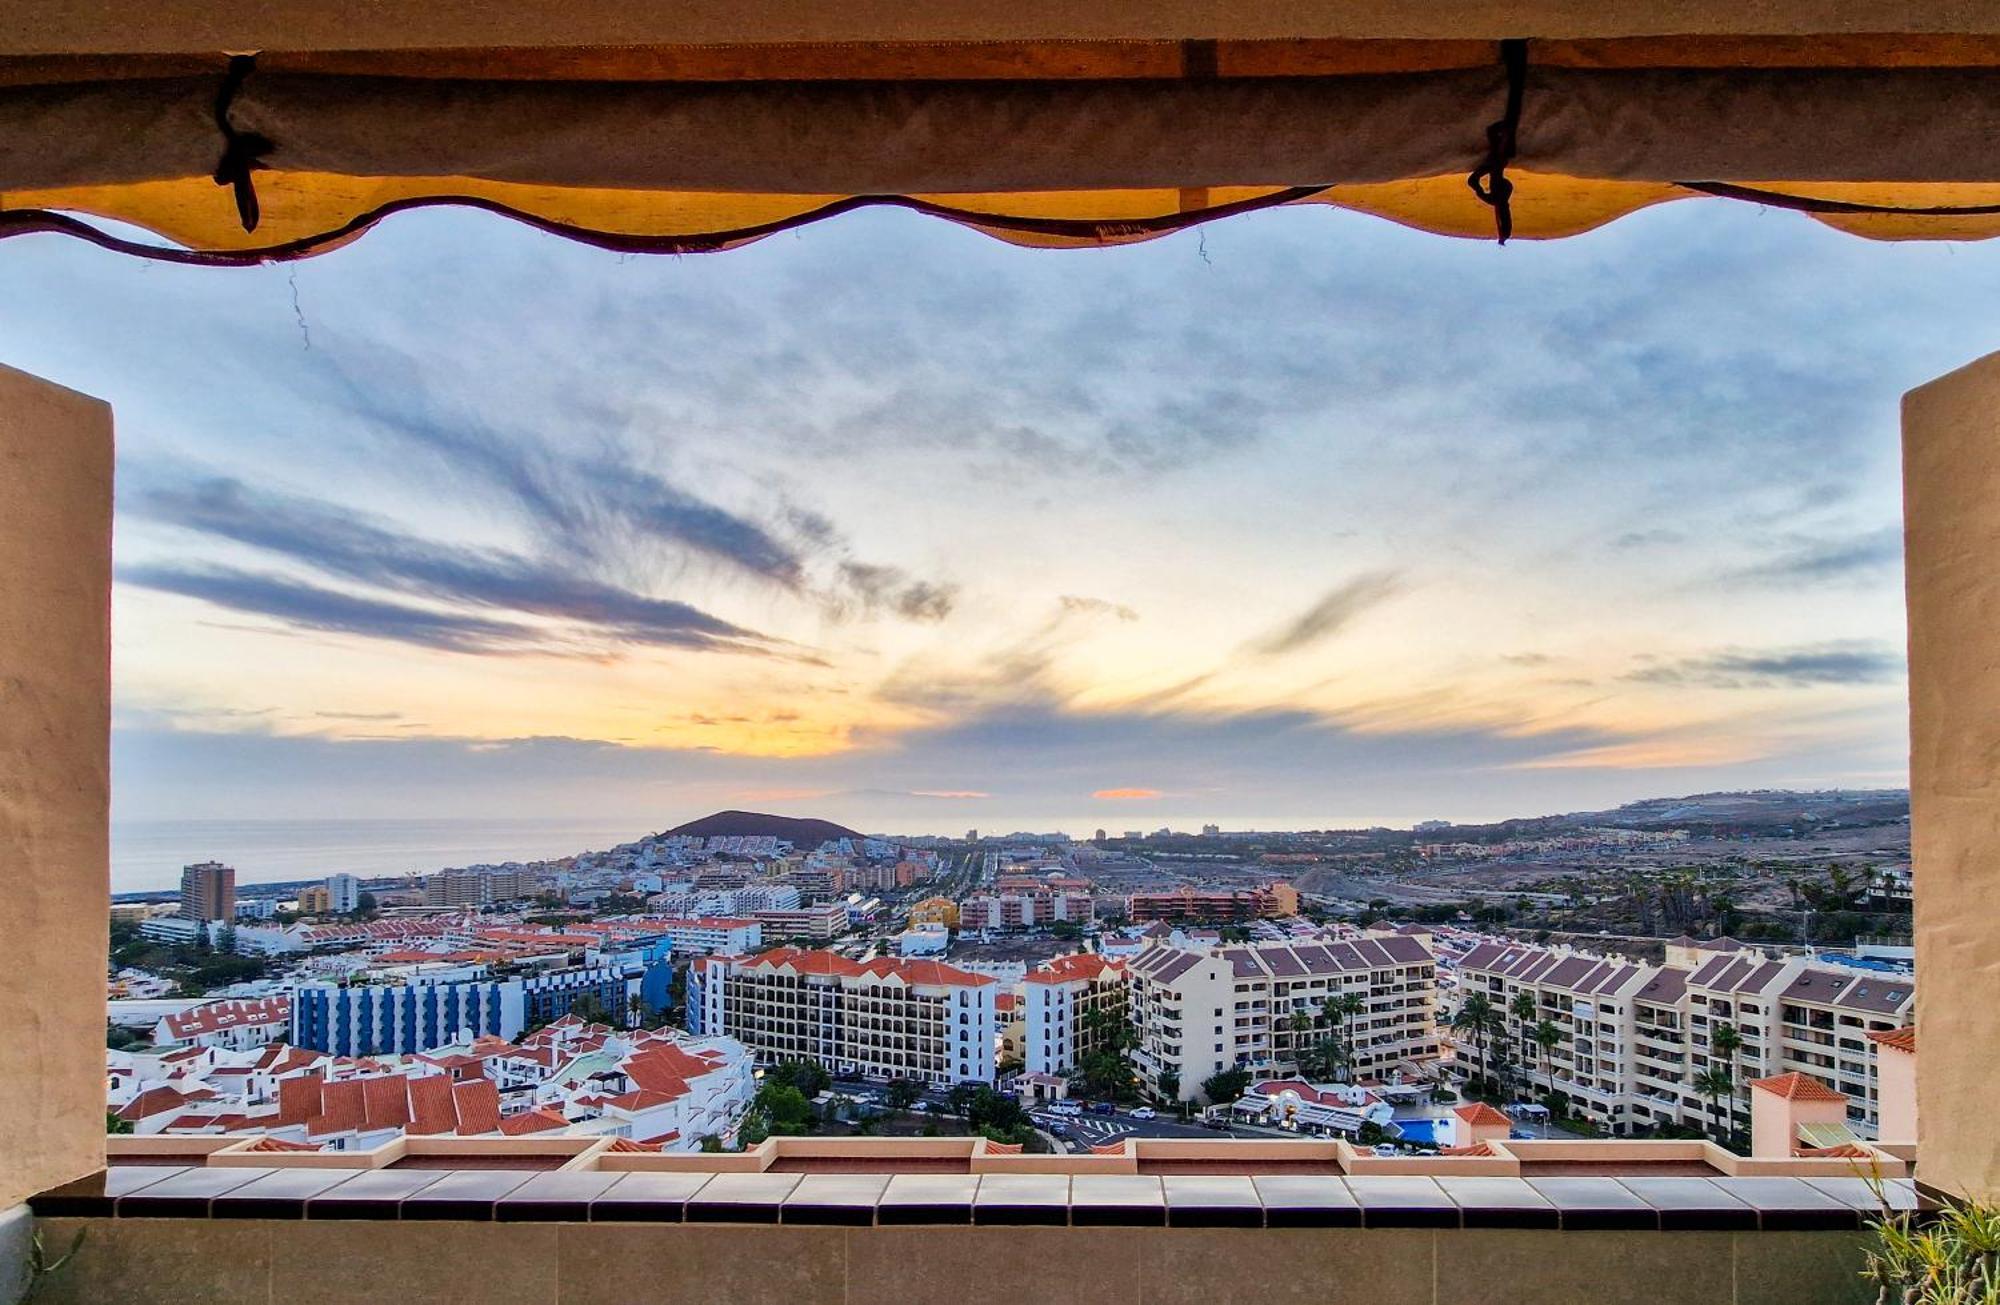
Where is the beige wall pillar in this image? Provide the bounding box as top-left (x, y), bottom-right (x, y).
top-left (1906, 350), bottom-right (2000, 1202)
top-left (1873, 1034), bottom-right (1918, 1145)
top-left (0, 363), bottom-right (112, 1209)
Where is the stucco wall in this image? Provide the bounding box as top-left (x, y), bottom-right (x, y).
top-left (0, 363), bottom-right (111, 1209)
top-left (1904, 350), bottom-right (2000, 1203)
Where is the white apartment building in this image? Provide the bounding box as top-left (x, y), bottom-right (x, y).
top-left (1023, 954), bottom-right (1127, 1076)
top-left (1127, 935), bottom-right (1439, 1102)
top-left (326, 873), bottom-right (361, 913)
top-left (639, 916), bottom-right (760, 957)
top-left (1456, 936), bottom-right (1915, 1136)
top-left (751, 904), bottom-right (847, 942)
top-left (694, 947), bottom-right (997, 1085)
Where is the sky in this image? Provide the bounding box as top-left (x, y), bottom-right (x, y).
top-left (3, 196), bottom-right (1995, 844)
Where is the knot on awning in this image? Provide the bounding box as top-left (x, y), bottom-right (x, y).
top-left (211, 54), bottom-right (274, 233)
top-left (1467, 39), bottom-right (1528, 243)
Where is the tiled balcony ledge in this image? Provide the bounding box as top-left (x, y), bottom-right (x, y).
top-left (32, 1161), bottom-right (1925, 1231)
top-left (21, 1137), bottom-right (1924, 1303)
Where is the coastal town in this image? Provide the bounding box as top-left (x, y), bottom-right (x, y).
top-left (104, 797), bottom-right (1915, 1162)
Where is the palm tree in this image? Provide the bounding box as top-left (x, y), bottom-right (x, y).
top-left (1287, 1010), bottom-right (1313, 1070)
top-left (1531, 1019), bottom-right (1563, 1104)
top-left (1710, 1021), bottom-right (1745, 1139)
top-left (1692, 1066), bottom-right (1734, 1142)
top-left (1451, 993), bottom-right (1501, 1087)
top-left (1325, 992), bottom-right (1366, 1077)
top-left (1509, 991), bottom-right (1539, 1094)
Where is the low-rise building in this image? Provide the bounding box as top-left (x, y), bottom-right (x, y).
top-left (291, 964), bottom-right (638, 1057)
top-left (1126, 883), bottom-right (1299, 923)
top-left (154, 996), bottom-right (292, 1051)
top-left (751, 903), bottom-right (847, 942)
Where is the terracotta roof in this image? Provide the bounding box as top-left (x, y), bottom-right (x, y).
top-left (243, 1136), bottom-right (321, 1153)
top-left (605, 1137), bottom-right (662, 1153)
top-left (1868, 1026), bottom-right (1917, 1054)
top-left (1025, 954), bottom-right (1124, 985)
top-left (1452, 1103), bottom-right (1513, 1128)
top-left (1090, 1142), bottom-right (1128, 1156)
top-left (309, 1079), bottom-right (367, 1136)
top-left (982, 1140), bottom-right (1024, 1154)
top-left (1797, 1143), bottom-right (1875, 1159)
top-left (452, 1078), bottom-right (504, 1135)
top-left (498, 1107), bottom-right (571, 1136)
top-left (407, 1074), bottom-right (458, 1135)
top-left (1439, 1142), bottom-right (1497, 1157)
top-left (1750, 1072), bottom-right (1846, 1103)
top-left (159, 996), bottom-right (291, 1040)
top-left (276, 1074), bottom-right (324, 1125)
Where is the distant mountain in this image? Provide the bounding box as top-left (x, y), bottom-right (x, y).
top-left (663, 810), bottom-right (864, 845)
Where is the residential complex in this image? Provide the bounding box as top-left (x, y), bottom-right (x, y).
top-left (1127, 934), bottom-right (1439, 1100)
top-left (1456, 936), bottom-right (1916, 1136)
top-left (692, 948), bottom-right (997, 1085)
top-left (425, 867), bottom-right (537, 908)
top-left (178, 860), bottom-right (236, 922)
top-left (958, 889), bottom-right (1093, 931)
top-left (291, 964), bottom-right (637, 1057)
top-left (645, 917), bottom-right (763, 957)
top-left (1022, 953), bottom-right (1127, 1076)
top-left (1125, 882), bottom-right (1299, 923)
top-left (750, 903), bottom-right (847, 941)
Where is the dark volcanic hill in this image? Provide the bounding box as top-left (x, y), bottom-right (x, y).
top-left (664, 810), bottom-right (864, 845)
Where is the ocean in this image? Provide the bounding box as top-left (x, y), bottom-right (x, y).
top-left (110, 817), bottom-right (654, 894)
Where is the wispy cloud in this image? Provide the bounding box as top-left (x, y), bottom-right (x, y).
top-left (1093, 787), bottom-right (1164, 800)
top-left (1249, 570), bottom-right (1403, 656)
top-left (1721, 526), bottom-right (1904, 587)
top-left (1624, 642), bottom-right (1904, 689)
top-left (126, 474), bottom-right (774, 655)
top-left (117, 564), bottom-right (549, 654)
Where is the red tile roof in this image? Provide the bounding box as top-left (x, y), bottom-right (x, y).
top-left (116, 1085), bottom-right (217, 1122)
top-left (1797, 1143), bottom-right (1875, 1159)
top-left (1750, 1072), bottom-right (1846, 1103)
top-left (452, 1078), bottom-right (503, 1135)
top-left (1867, 1027), bottom-right (1917, 1054)
top-left (982, 1140), bottom-right (1024, 1154)
top-left (309, 1079), bottom-right (367, 1136)
top-left (605, 1137), bottom-right (662, 1153)
top-left (407, 1075), bottom-right (458, 1136)
top-left (243, 1136), bottom-right (321, 1153)
top-left (498, 1107), bottom-right (571, 1136)
top-left (159, 996), bottom-right (291, 1040)
top-left (1452, 1103), bottom-right (1513, 1128)
top-left (1025, 954), bottom-right (1124, 985)
top-left (1440, 1142), bottom-right (1498, 1157)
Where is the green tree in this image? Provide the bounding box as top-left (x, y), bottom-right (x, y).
top-left (1709, 1022), bottom-right (1745, 1138)
top-left (105, 1110), bottom-right (133, 1135)
top-left (1450, 993), bottom-right (1502, 1081)
top-left (1156, 1069), bottom-right (1181, 1102)
top-left (1325, 992), bottom-right (1365, 1078)
top-left (1692, 1066), bottom-right (1735, 1142)
top-left (766, 1058), bottom-right (832, 1098)
top-left (886, 1077), bottom-right (921, 1110)
top-left (1201, 1067), bottom-right (1252, 1105)
top-left (753, 1082), bottom-right (813, 1134)
top-left (1531, 1019), bottom-right (1563, 1103)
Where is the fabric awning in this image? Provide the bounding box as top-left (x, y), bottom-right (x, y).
top-left (4, 33), bottom-right (2000, 260)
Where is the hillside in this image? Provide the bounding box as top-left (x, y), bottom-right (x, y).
top-left (663, 810), bottom-right (864, 845)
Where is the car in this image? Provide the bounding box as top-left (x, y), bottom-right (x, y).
top-left (1129, 1107), bottom-right (1157, 1120)
top-left (1372, 1143), bottom-right (1399, 1157)
top-left (1051, 1102), bottom-right (1083, 1116)
top-left (1088, 1100), bottom-right (1116, 1115)
top-left (910, 1101), bottom-right (930, 1112)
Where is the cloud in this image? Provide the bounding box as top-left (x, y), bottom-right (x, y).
top-left (910, 789), bottom-right (991, 799)
top-left (117, 564), bottom-right (549, 654)
top-left (1060, 595), bottom-right (1140, 622)
top-left (1623, 642), bottom-right (1904, 689)
top-left (127, 474), bottom-right (774, 654)
top-left (835, 562), bottom-right (958, 622)
top-left (1721, 526), bottom-right (1904, 587)
top-left (1249, 570), bottom-right (1403, 656)
top-left (1093, 787), bottom-right (1164, 800)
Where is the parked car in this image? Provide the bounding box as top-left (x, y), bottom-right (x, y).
top-left (910, 1100), bottom-right (930, 1112)
top-left (1372, 1143), bottom-right (1399, 1157)
top-left (1088, 1100), bottom-right (1116, 1115)
top-left (1051, 1101), bottom-right (1083, 1116)
top-left (1129, 1107), bottom-right (1157, 1120)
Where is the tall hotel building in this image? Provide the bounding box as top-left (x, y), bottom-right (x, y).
top-left (693, 948), bottom-right (997, 1085)
top-left (292, 965), bottom-right (632, 1057)
top-left (178, 860), bottom-right (236, 921)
